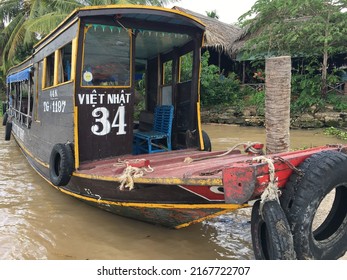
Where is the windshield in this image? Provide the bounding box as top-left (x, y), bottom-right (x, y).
top-left (82, 24), bottom-right (131, 87)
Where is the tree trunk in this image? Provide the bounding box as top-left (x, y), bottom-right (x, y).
top-left (322, 49), bottom-right (328, 97)
top-left (265, 56), bottom-right (291, 154)
top-left (321, 9), bottom-right (331, 98)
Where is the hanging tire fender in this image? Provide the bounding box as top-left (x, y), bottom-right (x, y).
top-left (2, 102), bottom-right (7, 116)
top-left (3, 112), bottom-right (8, 126)
top-left (202, 130), bottom-right (212, 151)
top-left (49, 143), bottom-right (74, 186)
top-left (251, 199), bottom-right (296, 260)
top-left (5, 121), bottom-right (12, 141)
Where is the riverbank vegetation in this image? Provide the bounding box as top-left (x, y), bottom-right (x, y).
top-left (199, 51), bottom-right (347, 117)
top-left (324, 127), bottom-right (347, 141)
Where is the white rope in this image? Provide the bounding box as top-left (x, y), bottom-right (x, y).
top-left (184, 141), bottom-right (263, 163)
top-left (118, 162), bottom-right (154, 191)
top-left (252, 156), bottom-right (281, 215)
top-left (119, 166), bottom-right (144, 191)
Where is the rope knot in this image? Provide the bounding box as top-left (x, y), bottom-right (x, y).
top-left (253, 156), bottom-right (281, 216)
top-left (116, 158), bottom-right (154, 191)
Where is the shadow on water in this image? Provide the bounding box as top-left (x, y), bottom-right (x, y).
top-left (1, 121), bottom-right (345, 260)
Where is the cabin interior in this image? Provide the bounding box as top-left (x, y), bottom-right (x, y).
top-left (133, 26), bottom-right (202, 154)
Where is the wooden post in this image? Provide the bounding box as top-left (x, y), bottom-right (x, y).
top-left (265, 56), bottom-right (291, 154)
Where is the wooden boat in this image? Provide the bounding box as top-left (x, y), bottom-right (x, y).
top-left (3, 5), bottom-right (346, 230)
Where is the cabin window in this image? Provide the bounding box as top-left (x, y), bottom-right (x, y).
top-left (8, 75), bottom-right (33, 128)
top-left (163, 60), bottom-right (173, 85)
top-left (44, 53), bottom-right (55, 88)
top-left (57, 42), bottom-right (72, 84)
top-left (179, 52), bottom-right (193, 82)
top-left (82, 24), bottom-right (130, 87)
top-left (162, 60), bottom-right (173, 105)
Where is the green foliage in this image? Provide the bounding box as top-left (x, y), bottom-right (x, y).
top-left (239, 0), bottom-right (347, 58)
top-left (326, 94), bottom-right (347, 111)
top-left (291, 72), bottom-right (324, 113)
top-left (239, 0), bottom-right (347, 97)
top-left (247, 90), bottom-right (265, 115)
top-left (290, 60), bottom-right (347, 114)
top-left (206, 10), bottom-right (219, 19)
top-left (324, 127), bottom-right (347, 140)
top-left (180, 52), bottom-right (193, 82)
top-left (163, 60), bottom-right (172, 84)
top-left (200, 51), bottom-right (243, 106)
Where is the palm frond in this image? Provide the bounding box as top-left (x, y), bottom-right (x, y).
top-left (28, 0), bottom-right (47, 19)
top-left (0, 12), bottom-right (24, 47)
top-left (50, 0), bottom-right (83, 14)
top-left (2, 15), bottom-right (25, 70)
top-left (7, 17), bottom-right (27, 61)
top-left (25, 13), bottom-right (68, 36)
top-left (0, 0), bottom-right (22, 21)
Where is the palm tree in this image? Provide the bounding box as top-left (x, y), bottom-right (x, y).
top-left (265, 56), bottom-right (291, 154)
top-left (0, 0), bottom-right (79, 71)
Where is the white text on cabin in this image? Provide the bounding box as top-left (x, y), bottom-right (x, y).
top-left (78, 93), bottom-right (131, 105)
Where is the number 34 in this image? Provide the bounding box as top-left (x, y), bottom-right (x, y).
top-left (91, 106), bottom-right (127, 136)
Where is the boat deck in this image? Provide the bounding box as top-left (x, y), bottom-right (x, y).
top-left (74, 145), bottom-right (345, 188)
top-left (76, 148), bottom-right (250, 185)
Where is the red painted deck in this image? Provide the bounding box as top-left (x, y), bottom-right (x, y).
top-left (76, 145), bottom-right (345, 186)
top-left (76, 148), bottom-right (245, 184)
top-left (74, 145), bottom-right (347, 204)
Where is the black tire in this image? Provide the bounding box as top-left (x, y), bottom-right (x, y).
top-left (202, 130), bottom-right (212, 151)
top-left (49, 143), bottom-right (74, 186)
top-left (2, 112), bottom-right (8, 126)
top-left (5, 121), bottom-right (12, 141)
top-left (280, 156), bottom-right (314, 215)
top-left (281, 150), bottom-right (347, 259)
top-left (251, 200), bottom-right (296, 260)
top-left (2, 102), bottom-right (6, 115)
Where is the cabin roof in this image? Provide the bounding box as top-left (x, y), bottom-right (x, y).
top-left (34, 5), bottom-right (206, 51)
top-left (8, 5), bottom-right (206, 76)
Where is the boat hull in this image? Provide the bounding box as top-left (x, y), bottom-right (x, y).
top-left (13, 131), bottom-right (245, 228)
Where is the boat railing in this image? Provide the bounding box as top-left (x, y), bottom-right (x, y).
top-left (9, 106), bottom-right (32, 128)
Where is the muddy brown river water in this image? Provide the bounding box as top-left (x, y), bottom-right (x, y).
top-left (0, 122), bottom-right (346, 260)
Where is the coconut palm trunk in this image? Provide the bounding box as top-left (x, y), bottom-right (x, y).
top-left (265, 56), bottom-right (291, 154)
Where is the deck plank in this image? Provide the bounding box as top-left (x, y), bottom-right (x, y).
top-left (76, 148), bottom-right (252, 182)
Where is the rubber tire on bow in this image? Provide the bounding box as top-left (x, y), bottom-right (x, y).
top-left (251, 200), bottom-right (296, 260)
top-left (2, 112), bottom-right (8, 126)
top-left (5, 121), bottom-right (12, 141)
top-left (49, 143), bottom-right (74, 186)
top-left (280, 150), bottom-right (347, 259)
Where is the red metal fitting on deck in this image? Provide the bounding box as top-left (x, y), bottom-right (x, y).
top-left (244, 143), bottom-right (264, 156)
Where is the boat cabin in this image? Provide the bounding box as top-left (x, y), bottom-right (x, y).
top-left (6, 5), bottom-right (207, 168)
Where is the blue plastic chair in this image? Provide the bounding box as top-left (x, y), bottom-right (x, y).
top-left (134, 105), bottom-right (174, 154)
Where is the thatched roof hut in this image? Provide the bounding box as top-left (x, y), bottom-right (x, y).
top-left (172, 6), bottom-right (242, 58)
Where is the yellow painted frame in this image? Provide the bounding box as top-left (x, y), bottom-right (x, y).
top-left (41, 57), bottom-right (47, 89)
top-left (54, 49), bottom-right (60, 86)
